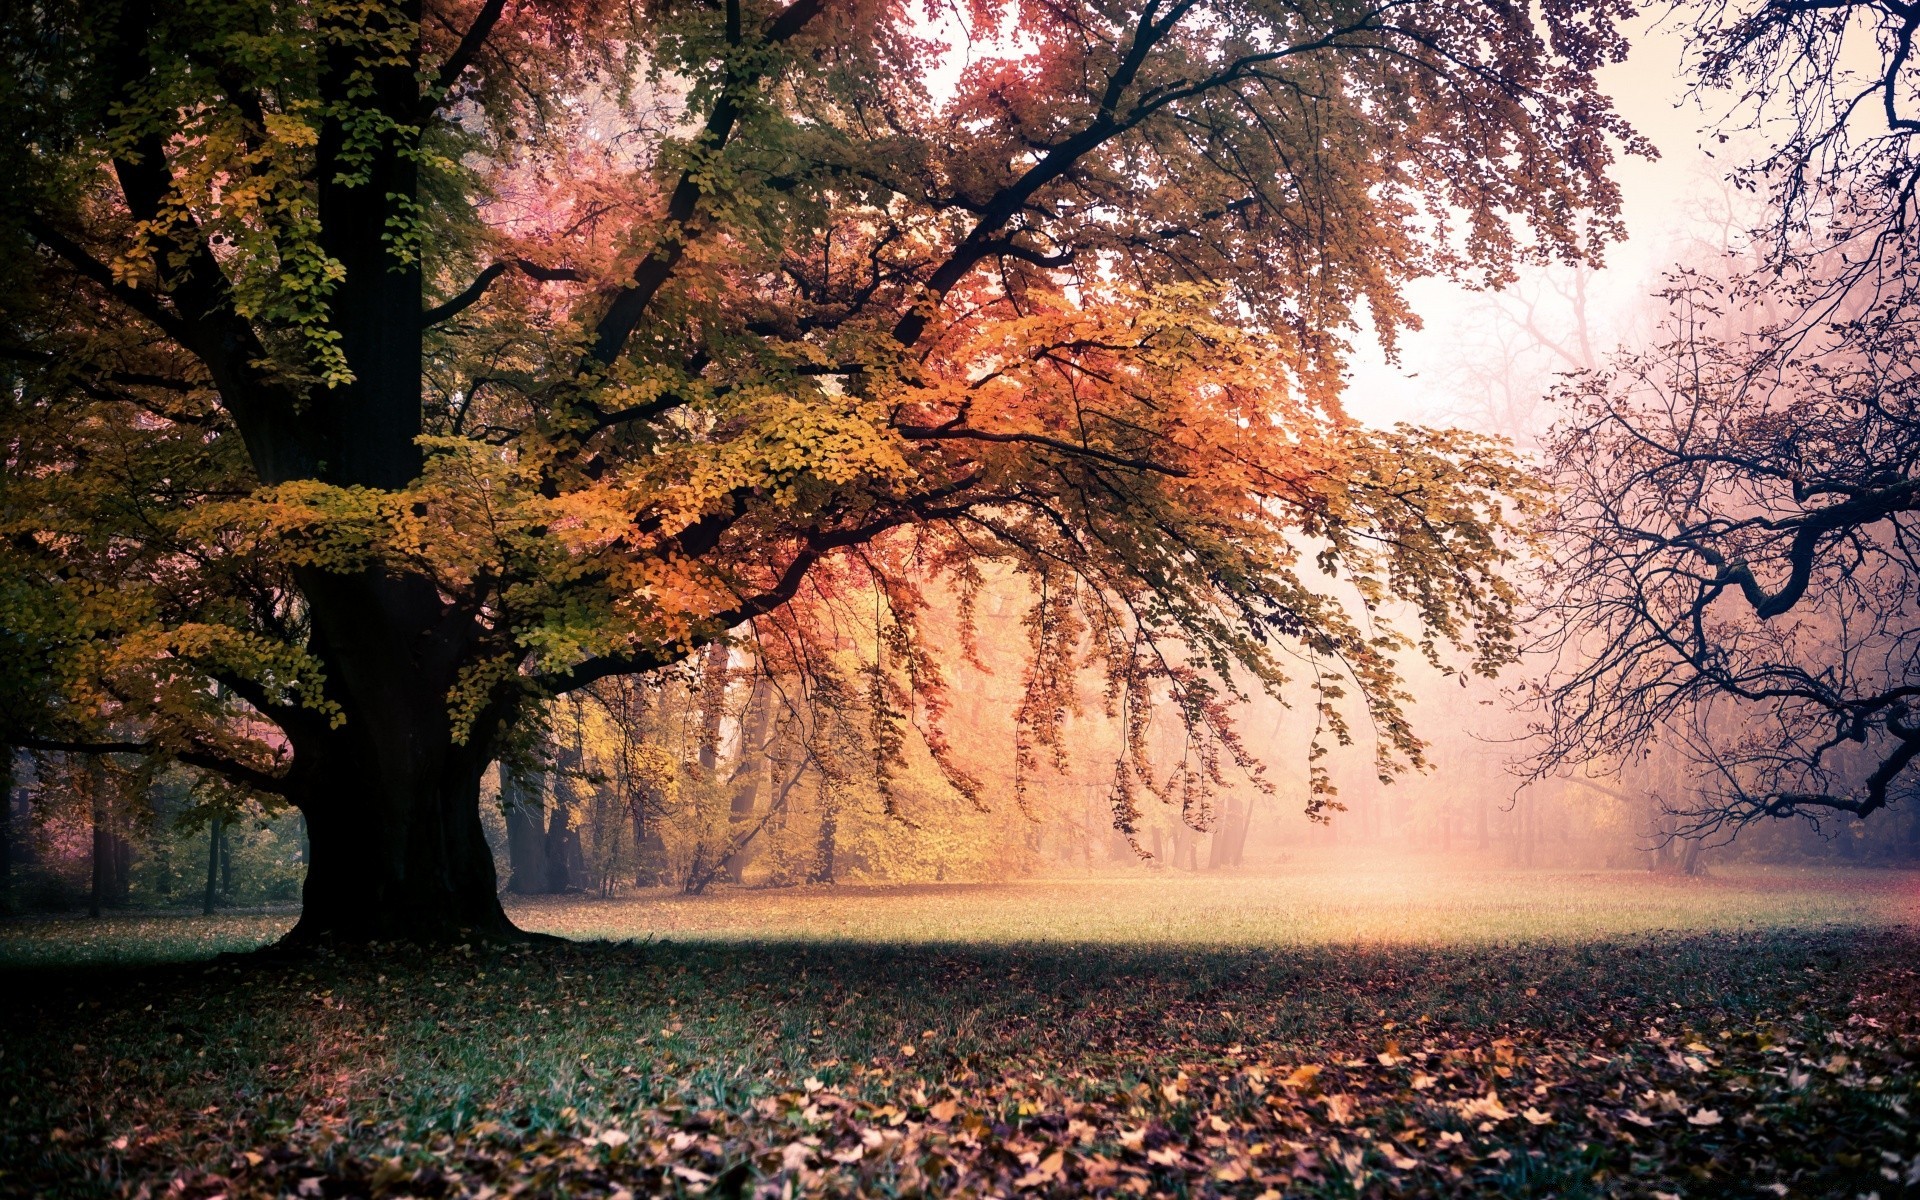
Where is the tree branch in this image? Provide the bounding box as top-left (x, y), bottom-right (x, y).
top-left (26, 221), bottom-right (195, 344)
top-left (584, 0), bottom-right (827, 369)
top-left (9, 735), bottom-right (292, 799)
top-left (424, 0), bottom-right (508, 117)
top-left (895, 424), bottom-right (1190, 476)
top-left (422, 259), bottom-right (583, 326)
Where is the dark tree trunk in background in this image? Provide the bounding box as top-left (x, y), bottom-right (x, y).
top-left (504, 770), bottom-right (549, 895)
top-left (811, 807), bottom-right (838, 884)
top-left (682, 641), bottom-right (730, 891)
top-left (1680, 838), bottom-right (1706, 876)
top-left (1208, 797), bottom-right (1255, 868)
top-left (544, 796), bottom-right (579, 894)
top-left (110, 828), bottom-right (131, 906)
top-left (82, 755), bottom-right (130, 912)
top-left (1207, 801), bottom-right (1238, 869)
top-left (697, 642), bottom-right (729, 774)
top-left (1648, 800), bottom-right (1674, 872)
top-left (0, 747), bottom-right (11, 910)
top-left (88, 756), bottom-right (108, 919)
top-left (11, 773), bottom-right (32, 868)
top-left (632, 785), bottom-right (670, 887)
top-left (545, 719), bottom-right (584, 893)
top-left (204, 814), bottom-right (221, 915)
top-left (503, 760), bottom-right (582, 897)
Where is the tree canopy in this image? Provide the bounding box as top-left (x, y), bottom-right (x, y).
top-left (0, 0), bottom-right (1638, 940)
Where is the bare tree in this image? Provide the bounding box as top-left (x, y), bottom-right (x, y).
top-left (1526, 265), bottom-right (1920, 833)
top-left (1524, 0), bottom-right (1920, 838)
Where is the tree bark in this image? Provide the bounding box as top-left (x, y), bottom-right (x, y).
top-left (88, 756), bottom-right (108, 919)
top-left (684, 641), bottom-right (730, 890)
top-left (1207, 800), bottom-right (1237, 869)
top-left (811, 803), bottom-right (838, 884)
top-left (0, 747), bottom-right (11, 910)
top-left (1680, 837), bottom-right (1706, 876)
top-left (110, 826), bottom-right (132, 906)
top-left (503, 769), bottom-right (550, 895)
top-left (544, 795), bottom-right (579, 894)
top-left (282, 700), bottom-right (513, 943)
top-left (252, 2), bottom-right (522, 944)
top-left (204, 814), bottom-right (222, 916)
top-left (630, 768), bottom-right (669, 888)
top-left (723, 678), bottom-right (772, 884)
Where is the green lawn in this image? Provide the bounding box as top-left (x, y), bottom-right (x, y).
top-left (5, 861), bottom-right (1911, 969)
top-left (4, 861), bottom-right (1918, 1197)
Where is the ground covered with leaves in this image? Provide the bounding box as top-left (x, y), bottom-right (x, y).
top-left (5, 886), bottom-right (1919, 1199)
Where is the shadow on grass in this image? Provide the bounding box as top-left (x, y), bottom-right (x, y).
top-left (2, 927), bottom-right (1912, 1198)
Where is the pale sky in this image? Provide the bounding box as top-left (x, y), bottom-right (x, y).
top-left (1341, 15), bottom-right (1743, 432)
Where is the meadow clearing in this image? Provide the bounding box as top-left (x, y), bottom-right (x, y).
top-left (3, 858), bottom-right (1918, 1198)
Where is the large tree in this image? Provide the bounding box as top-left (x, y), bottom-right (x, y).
top-left (0, 0), bottom-right (1636, 941)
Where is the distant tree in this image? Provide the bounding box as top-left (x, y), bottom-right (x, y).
top-left (0, 0), bottom-right (1638, 942)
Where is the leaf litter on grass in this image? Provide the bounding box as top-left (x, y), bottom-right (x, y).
top-left (3, 867), bottom-right (1919, 1198)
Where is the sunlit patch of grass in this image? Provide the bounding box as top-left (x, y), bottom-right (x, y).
top-left (0, 908), bottom-right (296, 968)
top-left (507, 860), bottom-right (1918, 948)
top-left (4, 860), bottom-right (1909, 970)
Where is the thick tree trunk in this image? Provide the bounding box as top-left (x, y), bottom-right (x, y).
top-left (283, 689), bottom-right (513, 944)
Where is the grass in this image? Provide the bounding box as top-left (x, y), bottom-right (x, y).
top-left (3, 857), bottom-right (1918, 1198)
top-left (4, 860), bottom-right (1910, 969)
top-left (504, 862), bottom-right (1917, 947)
